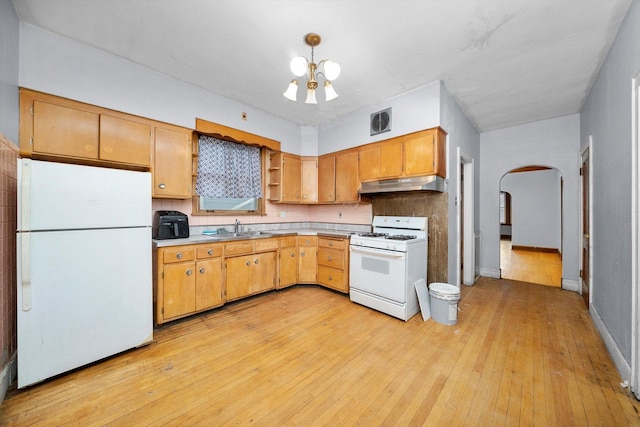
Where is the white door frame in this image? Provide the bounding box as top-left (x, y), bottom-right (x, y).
top-left (456, 147), bottom-right (475, 287)
top-left (580, 140), bottom-right (592, 302)
top-left (630, 72), bottom-right (640, 398)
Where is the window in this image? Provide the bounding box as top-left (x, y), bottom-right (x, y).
top-left (500, 191), bottom-right (512, 225)
top-left (193, 135), bottom-right (265, 215)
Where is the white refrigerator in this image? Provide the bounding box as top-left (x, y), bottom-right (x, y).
top-left (16, 159), bottom-right (153, 388)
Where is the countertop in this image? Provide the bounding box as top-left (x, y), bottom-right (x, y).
top-left (152, 228), bottom-right (357, 248)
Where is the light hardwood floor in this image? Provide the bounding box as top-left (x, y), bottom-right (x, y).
top-left (500, 239), bottom-right (563, 287)
top-left (2, 279), bottom-right (639, 426)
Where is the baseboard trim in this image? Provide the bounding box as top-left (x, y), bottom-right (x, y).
top-left (511, 245), bottom-right (561, 255)
top-left (0, 354), bottom-right (16, 405)
top-left (562, 278), bottom-right (580, 292)
top-left (590, 304), bottom-right (630, 383)
top-left (480, 268), bottom-right (501, 278)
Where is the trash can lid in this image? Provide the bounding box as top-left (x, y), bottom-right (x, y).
top-left (429, 282), bottom-right (460, 296)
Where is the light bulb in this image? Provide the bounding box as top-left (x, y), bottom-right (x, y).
top-left (305, 88), bottom-right (317, 104)
top-left (323, 60), bottom-right (341, 80)
top-left (290, 57), bottom-right (308, 77)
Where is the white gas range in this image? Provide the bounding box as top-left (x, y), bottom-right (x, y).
top-left (349, 216), bottom-right (428, 321)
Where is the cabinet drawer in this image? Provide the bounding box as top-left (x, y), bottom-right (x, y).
top-left (255, 238), bottom-right (279, 252)
top-left (318, 237), bottom-right (346, 250)
top-left (225, 241), bottom-right (254, 256)
top-left (162, 247), bottom-right (195, 264)
top-left (318, 266), bottom-right (346, 292)
top-left (297, 236), bottom-right (318, 247)
top-left (279, 236), bottom-right (297, 248)
top-left (317, 248), bottom-right (345, 270)
top-left (197, 244), bottom-right (222, 259)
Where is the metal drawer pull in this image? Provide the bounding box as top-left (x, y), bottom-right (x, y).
top-left (176, 252), bottom-right (183, 259)
top-left (255, 259), bottom-right (259, 264)
top-left (329, 241), bottom-right (333, 246)
top-left (246, 261), bottom-right (251, 266)
top-left (328, 275), bottom-right (333, 281)
top-left (328, 256), bottom-right (333, 261)
top-left (300, 252), bottom-right (305, 257)
top-left (305, 240), bottom-right (310, 245)
top-left (290, 252), bottom-right (295, 257)
top-left (186, 269), bottom-right (192, 276)
top-left (208, 249), bottom-right (213, 255)
top-left (158, 183), bottom-right (166, 189)
top-left (199, 268), bottom-right (205, 274)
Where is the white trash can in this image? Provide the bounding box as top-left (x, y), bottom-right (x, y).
top-left (429, 282), bottom-right (461, 325)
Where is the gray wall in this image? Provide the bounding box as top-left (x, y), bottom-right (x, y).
top-left (0, 0), bottom-right (19, 145)
top-left (501, 169), bottom-right (561, 250)
top-left (580, 1), bottom-right (640, 367)
top-left (479, 114), bottom-right (580, 287)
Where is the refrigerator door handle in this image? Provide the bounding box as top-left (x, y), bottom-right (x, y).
top-left (21, 233), bottom-right (32, 311)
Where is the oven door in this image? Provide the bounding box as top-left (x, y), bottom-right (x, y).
top-left (349, 245), bottom-right (407, 303)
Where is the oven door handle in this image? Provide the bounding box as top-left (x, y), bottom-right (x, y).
top-left (350, 245), bottom-right (406, 259)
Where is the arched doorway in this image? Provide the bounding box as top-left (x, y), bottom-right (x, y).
top-left (499, 165), bottom-right (563, 287)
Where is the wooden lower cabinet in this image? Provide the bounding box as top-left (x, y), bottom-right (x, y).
top-left (155, 234), bottom-right (349, 324)
top-left (298, 236), bottom-right (318, 283)
top-left (317, 237), bottom-right (349, 293)
top-left (156, 243), bottom-right (223, 324)
top-left (226, 251), bottom-right (277, 301)
top-left (279, 236), bottom-right (298, 289)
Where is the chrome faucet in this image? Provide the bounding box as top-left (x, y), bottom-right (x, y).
top-left (234, 219), bottom-right (241, 234)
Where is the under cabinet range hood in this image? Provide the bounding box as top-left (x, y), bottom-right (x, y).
top-left (358, 175), bottom-right (447, 194)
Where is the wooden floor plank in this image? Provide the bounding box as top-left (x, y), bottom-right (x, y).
top-left (2, 279), bottom-right (640, 426)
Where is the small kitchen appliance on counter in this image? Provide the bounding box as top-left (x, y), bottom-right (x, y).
top-left (153, 210), bottom-right (189, 239)
top-left (349, 215), bottom-right (428, 321)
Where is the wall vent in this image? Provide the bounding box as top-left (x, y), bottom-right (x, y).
top-left (370, 108), bottom-right (392, 136)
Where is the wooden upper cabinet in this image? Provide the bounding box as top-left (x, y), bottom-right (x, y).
top-left (357, 127), bottom-right (446, 182)
top-left (379, 138), bottom-right (404, 178)
top-left (153, 125), bottom-right (192, 199)
top-left (358, 138), bottom-right (403, 182)
top-left (32, 100), bottom-right (99, 159)
top-left (318, 154), bottom-right (336, 203)
top-left (20, 89), bottom-right (154, 169)
top-left (301, 157), bottom-right (318, 203)
top-left (335, 150), bottom-right (359, 202)
top-left (99, 114), bottom-right (151, 166)
top-left (282, 153), bottom-right (302, 202)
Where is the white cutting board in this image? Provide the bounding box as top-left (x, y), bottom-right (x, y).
top-left (414, 279), bottom-right (431, 321)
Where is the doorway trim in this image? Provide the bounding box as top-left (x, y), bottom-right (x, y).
top-left (580, 140), bottom-right (592, 303)
top-left (456, 147), bottom-right (475, 287)
top-left (631, 72), bottom-right (640, 398)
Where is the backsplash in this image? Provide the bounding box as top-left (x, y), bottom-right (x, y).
top-left (152, 198), bottom-right (373, 229)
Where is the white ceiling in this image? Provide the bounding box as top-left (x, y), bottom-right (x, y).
top-left (11, 0), bottom-right (632, 132)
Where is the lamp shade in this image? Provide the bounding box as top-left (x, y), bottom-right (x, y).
top-left (324, 80), bottom-right (339, 101)
top-left (290, 57), bottom-right (308, 77)
top-left (283, 80), bottom-right (298, 101)
top-left (323, 60), bottom-right (341, 80)
top-left (305, 88), bottom-right (317, 104)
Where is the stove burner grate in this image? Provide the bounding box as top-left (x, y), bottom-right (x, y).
top-left (386, 235), bottom-right (417, 241)
top-left (358, 232), bottom-right (388, 237)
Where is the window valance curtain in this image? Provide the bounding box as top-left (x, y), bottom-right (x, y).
top-left (195, 136), bottom-right (262, 198)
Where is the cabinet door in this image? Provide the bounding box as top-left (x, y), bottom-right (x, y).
top-left (335, 151), bottom-right (359, 202)
top-left (282, 153), bottom-right (302, 202)
top-left (225, 255), bottom-right (253, 301)
top-left (298, 237), bottom-right (318, 283)
top-left (195, 258), bottom-right (223, 311)
top-left (318, 155), bottom-right (336, 202)
top-left (358, 144), bottom-right (380, 182)
top-left (33, 100), bottom-right (99, 159)
top-left (254, 251), bottom-right (277, 293)
top-left (154, 126), bottom-right (192, 198)
top-left (99, 114), bottom-right (151, 166)
top-left (301, 157), bottom-right (318, 203)
top-left (379, 138), bottom-right (404, 178)
top-left (279, 246), bottom-right (298, 288)
top-left (404, 130), bottom-right (435, 176)
top-left (163, 262), bottom-right (196, 319)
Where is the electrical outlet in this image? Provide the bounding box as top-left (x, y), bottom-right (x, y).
top-left (339, 211), bottom-right (343, 218)
top-left (280, 210), bottom-right (287, 218)
top-left (242, 112), bottom-right (247, 121)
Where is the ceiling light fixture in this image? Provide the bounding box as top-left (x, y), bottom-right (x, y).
top-left (283, 33), bottom-right (341, 104)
